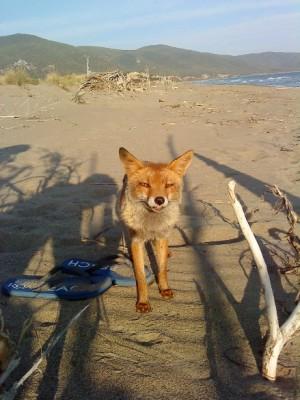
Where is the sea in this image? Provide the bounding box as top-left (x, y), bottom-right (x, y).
top-left (194, 71), bottom-right (300, 88)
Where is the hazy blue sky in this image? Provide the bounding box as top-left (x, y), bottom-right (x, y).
top-left (1, 0), bottom-right (300, 54)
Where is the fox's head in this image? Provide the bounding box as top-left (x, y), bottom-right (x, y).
top-left (119, 148), bottom-right (193, 213)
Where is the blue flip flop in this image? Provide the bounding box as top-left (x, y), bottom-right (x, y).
top-left (60, 257), bottom-right (154, 286)
top-left (2, 274), bottom-right (112, 300)
top-left (2, 255), bottom-right (154, 300)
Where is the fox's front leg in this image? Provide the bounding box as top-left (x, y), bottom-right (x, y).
top-left (131, 239), bottom-right (152, 312)
top-left (154, 238), bottom-right (174, 299)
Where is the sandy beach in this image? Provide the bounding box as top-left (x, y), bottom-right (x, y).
top-left (0, 82), bottom-right (300, 399)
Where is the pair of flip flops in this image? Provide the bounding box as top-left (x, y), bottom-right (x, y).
top-left (2, 255), bottom-right (154, 300)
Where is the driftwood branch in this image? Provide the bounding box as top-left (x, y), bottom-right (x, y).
top-left (228, 180), bottom-right (300, 381)
top-left (0, 116), bottom-right (20, 119)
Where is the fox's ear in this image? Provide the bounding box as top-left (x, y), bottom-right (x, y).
top-left (119, 147), bottom-right (144, 175)
top-left (168, 150), bottom-right (193, 176)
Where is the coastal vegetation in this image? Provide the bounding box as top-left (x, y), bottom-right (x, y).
top-left (1, 33), bottom-right (300, 78)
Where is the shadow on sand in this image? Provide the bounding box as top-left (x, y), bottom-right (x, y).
top-left (167, 137), bottom-right (299, 399)
top-left (195, 153), bottom-right (300, 210)
top-left (0, 145), bottom-right (129, 399)
top-left (1, 142), bottom-right (298, 399)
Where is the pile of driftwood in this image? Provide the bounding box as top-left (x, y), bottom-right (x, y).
top-left (73, 71), bottom-right (181, 103)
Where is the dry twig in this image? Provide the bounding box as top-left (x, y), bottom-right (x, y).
top-left (266, 184), bottom-right (300, 264)
top-left (0, 310), bottom-right (15, 381)
top-left (0, 305), bottom-right (89, 400)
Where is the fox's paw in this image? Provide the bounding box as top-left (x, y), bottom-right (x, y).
top-left (136, 302), bottom-right (152, 313)
top-left (160, 289), bottom-right (174, 299)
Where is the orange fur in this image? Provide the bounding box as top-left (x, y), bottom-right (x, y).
top-left (118, 148), bottom-right (193, 312)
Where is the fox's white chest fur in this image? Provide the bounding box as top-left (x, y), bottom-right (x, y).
top-left (118, 186), bottom-right (180, 241)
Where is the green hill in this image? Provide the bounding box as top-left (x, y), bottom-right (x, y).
top-left (1, 34), bottom-right (300, 77)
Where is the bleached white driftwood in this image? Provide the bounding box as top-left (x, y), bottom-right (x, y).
top-left (228, 180), bottom-right (300, 381)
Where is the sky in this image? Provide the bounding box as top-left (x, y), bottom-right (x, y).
top-left (1, 0), bottom-right (300, 54)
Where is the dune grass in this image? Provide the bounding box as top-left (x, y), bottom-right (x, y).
top-left (0, 71), bottom-right (85, 89)
top-left (0, 69), bottom-right (39, 86)
top-left (45, 73), bottom-right (84, 90)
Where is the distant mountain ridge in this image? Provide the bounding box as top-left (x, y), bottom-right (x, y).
top-left (1, 33), bottom-right (300, 77)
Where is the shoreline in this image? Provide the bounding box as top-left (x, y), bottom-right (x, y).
top-left (192, 70), bottom-right (300, 88)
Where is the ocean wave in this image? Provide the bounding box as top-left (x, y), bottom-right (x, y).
top-left (195, 71), bottom-right (300, 87)
top-left (267, 76), bottom-right (289, 81)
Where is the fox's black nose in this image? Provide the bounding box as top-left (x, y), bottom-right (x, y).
top-left (154, 196), bottom-right (165, 206)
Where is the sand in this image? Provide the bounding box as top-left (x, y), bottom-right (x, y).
top-left (0, 82), bottom-right (299, 399)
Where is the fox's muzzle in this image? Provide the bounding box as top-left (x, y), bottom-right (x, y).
top-left (147, 196), bottom-right (168, 211)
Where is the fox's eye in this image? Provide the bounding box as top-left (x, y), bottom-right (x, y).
top-left (165, 183), bottom-right (175, 188)
top-left (139, 182), bottom-right (150, 188)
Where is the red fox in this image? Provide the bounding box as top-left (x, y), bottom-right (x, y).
top-left (118, 147), bottom-right (193, 312)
